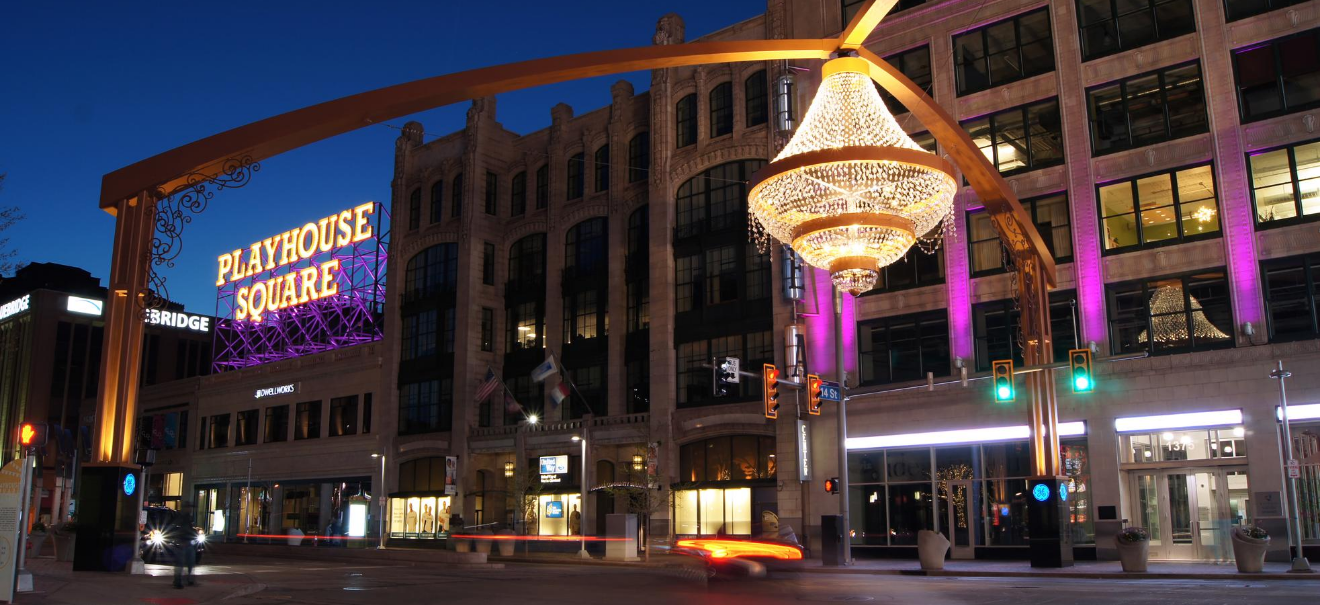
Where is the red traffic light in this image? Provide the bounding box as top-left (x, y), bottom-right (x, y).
top-left (824, 477), bottom-right (840, 494)
top-left (19, 422), bottom-right (47, 448)
top-left (807, 374), bottom-right (822, 416)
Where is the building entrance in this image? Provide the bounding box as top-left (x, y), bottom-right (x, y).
top-left (1127, 467), bottom-right (1248, 561)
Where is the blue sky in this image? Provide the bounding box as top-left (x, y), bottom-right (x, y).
top-left (0, 0), bottom-right (765, 312)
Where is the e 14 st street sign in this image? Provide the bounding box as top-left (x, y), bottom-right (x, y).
top-left (819, 381), bottom-right (842, 402)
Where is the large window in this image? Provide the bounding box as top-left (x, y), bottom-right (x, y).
top-left (627, 205), bottom-right (650, 334)
top-left (968, 193), bottom-right (1072, 275)
top-left (330, 395), bottom-right (359, 437)
top-left (535, 165), bottom-right (549, 209)
top-left (404, 243), bottom-right (459, 302)
top-left (295, 401), bottom-right (321, 440)
top-left (879, 45), bottom-right (932, 116)
top-left (973, 291), bottom-right (1079, 371)
top-left (676, 94), bottom-right (697, 148)
top-left (1263, 253), bottom-right (1320, 342)
top-left (675, 244), bottom-right (770, 312)
top-left (858, 311), bottom-right (950, 385)
top-left (408, 188), bottom-right (421, 230)
top-left (484, 171), bottom-right (498, 215)
top-left (207, 413), bottom-right (230, 449)
top-left (264, 405), bottom-right (288, 443)
top-left (679, 435), bottom-right (777, 482)
top-left (745, 70), bottom-right (768, 127)
top-left (430, 180), bottom-right (443, 224)
top-left (567, 153), bottom-right (585, 200)
top-left (451, 173), bottom-right (464, 218)
top-left (862, 247), bottom-right (944, 293)
top-left (954, 8), bottom-right (1055, 96)
top-left (1077, 0), bottom-right (1195, 61)
top-left (481, 307), bottom-right (495, 352)
top-left (508, 233), bottom-right (546, 286)
top-left (564, 218), bottom-right (607, 276)
top-left (710, 82), bottom-right (733, 137)
top-left (235, 409), bottom-right (258, 446)
top-left (507, 301), bottom-right (543, 351)
top-left (962, 98), bottom-right (1063, 176)
top-left (1233, 29), bottom-right (1320, 123)
top-left (676, 331), bottom-right (773, 406)
top-left (401, 309), bottom-right (437, 361)
top-left (1099, 164), bottom-right (1220, 253)
top-left (563, 290), bottom-right (603, 343)
top-left (511, 172), bottom-right (527, 216)
top-left (1225, 0), bottom-right (1307, 21)
top-left (1088, 62), bottom-right (1207, 155)
top-left (399, 379), bottom-right (453, 435)
top-left (675, 160), bottom-right (765, 238)
top-left (1250, 139), bottom-right (1320, 226)
top-left (594, 145), bottom-right (609, 192)
top-left (1108, 270), bottom-right (1233, 355)
top-left (628, 132), bottom-right (649, 183)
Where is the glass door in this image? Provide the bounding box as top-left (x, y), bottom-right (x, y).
top-left (1130, 468), bottom-right (1246, 560)
top-left (945, 480), bottom-right (974, 559)
top-left (1164, 473), bottom-right (1197, 560)
top-left (1131, 472), bottom-right (1164, 556)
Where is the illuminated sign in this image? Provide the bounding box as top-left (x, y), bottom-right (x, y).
top-left (1032, 484), bottom-right (1050, 502)
top-left (0, 294), bottom-right (29, 321)
top-left (123, 473), bottom-right (137, 497)
top-left (67, 295), bottom-right (103, 316)
top-left (545, 501), bottom-right (564, 519)
top-left (254, 383), bottom-right (299, 399)
top-left (146, 309), bottom-right (212, 332)
top-left (540, 455), bottom-right (568, 475)
top-left (797, 420), bottom-right (811, 482)
top-left (1060, 483), bottom-right (1068, 502)
top-left (217, 202), bottom-right (375, 322)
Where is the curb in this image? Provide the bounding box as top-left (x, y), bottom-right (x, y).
top-left (778, 566), bottom-right (1320, 581)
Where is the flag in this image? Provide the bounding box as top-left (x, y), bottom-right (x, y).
top-left (474, 367), bottom-right (500, 403)
top-left (504, 391), bottom-right (522, 414)
top-left (531, 355), bottom-right (559, 383)
top-left (549, 382), bottom-right (571, 410)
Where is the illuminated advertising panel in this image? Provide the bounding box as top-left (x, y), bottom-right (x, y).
top-left (213, 202), bottom-right (388, 371)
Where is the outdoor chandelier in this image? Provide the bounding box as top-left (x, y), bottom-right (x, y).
top-left (1139, 285), bottom-right (1230, 343)
top-left (748, 56), bottom-right (957, 296)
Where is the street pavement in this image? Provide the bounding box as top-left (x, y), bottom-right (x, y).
top-left (16, 553), bottom-right (1320, 604)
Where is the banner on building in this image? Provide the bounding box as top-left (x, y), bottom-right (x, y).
top-left (163, 413), bottom-right (179, 449)
top-left (0, 458), bottom-right (25, 602)
top-left (444, 456), bottom-right (457, 496)
top-left (151, 415), bottom-right (166, 450)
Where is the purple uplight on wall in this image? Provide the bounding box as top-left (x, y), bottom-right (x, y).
top-left (1224, 192), bottom-right (1263, 338)
top-left (946, 195), bottom-right (974, 362)
top-left (803, 267), bottom-right (857, 383)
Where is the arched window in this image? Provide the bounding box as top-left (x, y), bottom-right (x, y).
top-left (451, 173), bottom-right (464, 217)
top-left (593, 145), bottom-right (610, 192)
top-left (564, 218), bottom-right (607, 275)
top-left (628, 132), bottom-right (650, 183)
top-left (508, 233), bottom-right (546, 286)
top-left (709, 82), bottom-right (733, 137)
top-left (408, 187), bottom-right (421, 230)
top-left (674, 159), bottom-right (766, 238)
top-left (404, 243), bottom-right (459, 302)
top-left (744, 70), bottom-right (768, 127)
top-left (567, 153), bottom-right (585, 200)
top-left (676, 94), bottom-right (697, 148)
top-left (535, 165), bottom-right (549, 209)
top-left (429, 180), bottom-right (444, 224)
top-left (510, 171), bottom-right (527, 216)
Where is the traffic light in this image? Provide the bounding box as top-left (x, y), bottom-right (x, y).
top-left (992, 360), bottom-right (1015, 402)
top-left (807, 374), bottom-right (822, 416)
top-left (762, 363), bottom-right (780, 419)
top-left (715, 356), bottom-right (740, 396)
top-left (1069, 348), bottom-right (1095, 393)
top-left (19, 422), bottom-right (47, 449)
top-left (824, 477), bottom-right (840, 494)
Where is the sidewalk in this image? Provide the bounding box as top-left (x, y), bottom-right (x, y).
top-left (18, 558), bottom-right (263, 605)
top-left (778, 557), bottom-right (1320, 580)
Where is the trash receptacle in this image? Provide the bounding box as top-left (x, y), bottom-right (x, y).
top-left (821, 515), bottom-right (845, 566)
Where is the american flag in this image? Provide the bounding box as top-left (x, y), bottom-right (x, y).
top-left (474, 367), bottom-right (500, 403)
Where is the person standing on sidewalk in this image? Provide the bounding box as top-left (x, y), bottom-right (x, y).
top-left (170, 508), bottom-right (198, 589)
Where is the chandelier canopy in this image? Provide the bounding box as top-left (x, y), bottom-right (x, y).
top-left (747, 57), bottom-right (957, 296)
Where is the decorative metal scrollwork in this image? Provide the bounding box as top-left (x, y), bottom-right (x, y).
top-left (141, 156), bottom-right (260, 312)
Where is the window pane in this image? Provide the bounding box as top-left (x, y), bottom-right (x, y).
top-left (1164, 64), bottom-right (1207, 139)
top-left (888, 482), bottom-right (934, 545)
top-left (1296, 142), bottom-right (1320, 217)
top-left (1251, 149), bottom-right (1298, 223)
top-left (1236, 45), bottom-right (1283, 120)
top-left (1126, 75), bottom-right (1165, 147)
top-left (1089, 84), bottom-right (1127, 154)
top-left (1175, 165), bottom-right (1220, 237)
top-left (994, 110), bottom-right (1025, 173)
top-left (1026, 101), bottom-right (1063, 168)
top-left (1136, 173), bottom-right (1176, 244)
top-left (1100, 182), bottom-right (1138, 249)
top-left (1280, 34), bottom-right (1320, 111)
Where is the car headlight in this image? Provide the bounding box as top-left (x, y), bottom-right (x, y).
top-left (148, 530), bottom-right (165, 546)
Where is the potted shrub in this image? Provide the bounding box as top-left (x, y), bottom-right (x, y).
top-left (1115, 527), bottom-right (1149, 572)
top-left (496, 528), bottom-right (516, 557)
top-left (1231, 526), bottom-right (1269, 573)
top-left (52, 522), bottom-right (77, 562)
top-left (916, 529), bottom-right (949, 570)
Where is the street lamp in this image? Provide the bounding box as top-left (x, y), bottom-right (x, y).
top-left (631, 454), bottom-right (644, 473)
top-left (504, 461), bottom-right (515, 478)
top-left (371, 453), bottom-right (386, 549)
top-left (1270, 361), bottom-right (1312, 573)
top-left (572, 434), bottom-right (588, 559)
top-left (527, 413), bottom-right (539, 426)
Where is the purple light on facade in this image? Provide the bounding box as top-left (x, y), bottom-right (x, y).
top-left (1224, 193), bottom-right (1264, 334)
top-left (946, 199), bottom-right (973, 361)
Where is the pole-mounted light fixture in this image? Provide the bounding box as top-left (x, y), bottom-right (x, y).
top-left (631, 454), bottom-right (644, 472)
top-left (504, 461), bottom-right (515, 478)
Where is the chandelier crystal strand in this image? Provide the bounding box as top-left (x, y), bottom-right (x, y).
top-left (747, 57), bottom-right (956, 296)
top-left (1138, 285), bottom-right (1231, 343)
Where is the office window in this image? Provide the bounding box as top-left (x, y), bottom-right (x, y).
top-left (1233, 29), bottom-right (1320, 123)
top-left (485, 171), bottom-right (498, 215)
top-left (627, 279), bottom-right (650, 333)
top-left (483, 241), bottom-right (496, 286)
top-left (404, 243), bottom-right (459, 300)
top-left (481, 307), bottom-right (495, 352)
top-left (858, 311), bottom-right (950, 385)
top-left (441, 307), bottom-right (456, 355)
top-left (676, 253), bottom-right (700, 314)
top-left (878, 46), bottom-right (932, 116)
top-left (1088, 62), bottom-right (1207, 155)
top-left (507, 301), bottom-right (542, 351)
top-left (1077, 0), bottom-right (1196, 61)
top-left (627, 204), bottom-right (649, 259)
top-left (1262, 252), bottom-right (1320, 342)
top-left (954, 8), bottom-right (1055, 96)
top-left (511, 171), bottom-right (527, 216)
top-left (675, 160), bottom-right (766, 238)
top-left (1250, 139), bottom-right (1320, 226)
top-left (628, 132), bottom-right (650, 183)
top-left (508, 233), bottom-right (546, 285)
top-left (401, 309), bottom-right (437, 361)
top-left (1099, 164), bottom-right (1220, 253)
top-left (860, 247), bottom-right (944, 293)
top-left (451, 173), bottom-right (464, 217)
top-left (235, 409), bottom-right (258, 446)
top-left (563, 290), bottom-right (601, 343)
top-left (746, 243), bottom-right (772, 301)
top-left (408, 187), bottom-right (421, 230)
top-left (1225, 0), bottom-right (1307, 21)
top-left (710, 82), bottom-right (733, 137)
top-left (704, 245), bottom-right (739, 306)
top-left (567, 153), bottom-right (585, 200)
top-left (565, 217), bottom-right (607, 276)
top-left (968, 193), bottom-right (1073, 275)
top-left (429, 180), bottom-right (443, 224)
top-left (676, 331), bottom-right (774, 406)
top-left (535, 165), bottom-right (548, 209)
top-left (330, 395), bottom-right (359, 437)
top-left (676, 93), bottom-right (697, 148)
top-left (207, 413), bottom-right (230, 449)
top-left (962, 98), bottom-right (1063, 176)
top-left (1108, 270), bottom-right (1233, 355)
top-left (295, 400), bottom-right (321, 440)
top-left (399, 379), bottom-right (453, 435)
top-left (264, 405), bottom-right (288, 443)
top-left (745, 70), bottom-right (768, 127)
top-left (973, 291), bottom-right (1078, 371)
top-left (594, 145), bottom-right (610, 192)
top-left (363, 393), bottom-right (372, 434)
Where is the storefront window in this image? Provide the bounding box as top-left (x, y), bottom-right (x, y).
top-left (389, 496), bottom-right (454, 538)
top-left (673, 487), bottom-right (751, 536)
top-left (888, 483), bottom-right (934, 545)
top-left (535, 494), bottom-right (582, 536)
top-left (1123, 427), bottom-right (1247, 462)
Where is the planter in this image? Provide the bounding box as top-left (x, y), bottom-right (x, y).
top-left (1231, 528), bottom-right (1269, 573)
top-left (52, 533), bottom-right (75, 562)
top-left (916, 530), bottom-right (949, 571)
top-left (454, 535), bottom-right (472, 553)
top-left (497, 529), bottom-right (516, 557)
top-left (28, 533), bottom-right (48, 559)
top-left (473, 530), bottom-right (493, 554)
top-left (286, 528), bottom-right (305, 546)
top-left (1115, 537), bottom-right (1149, 572)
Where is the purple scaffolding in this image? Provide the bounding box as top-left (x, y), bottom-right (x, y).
top-left (212, 203), bottom-right (390, 372)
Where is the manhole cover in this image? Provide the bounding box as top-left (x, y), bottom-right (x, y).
top-left (796, 596), bottom-right (875, 602)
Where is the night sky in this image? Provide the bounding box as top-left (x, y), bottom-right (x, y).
top-left (1, 0), bottom-right (765, 312)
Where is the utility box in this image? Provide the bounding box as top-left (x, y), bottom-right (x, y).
top-left (821, 514), bottom-right (845, 566)
top-left (605, 514), bottom-right (640, 561)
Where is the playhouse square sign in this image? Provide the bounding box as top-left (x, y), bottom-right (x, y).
top-left (216, 202), bottom-right (376, 322)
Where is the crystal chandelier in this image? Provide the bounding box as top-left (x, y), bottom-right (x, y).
top-left (1139, 285), bottom-right (1230, 343)
top-left (747, 56), bottom-right (957, 296)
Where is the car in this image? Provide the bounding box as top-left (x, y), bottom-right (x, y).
top-left (140, 506), bottom-right (207, 564)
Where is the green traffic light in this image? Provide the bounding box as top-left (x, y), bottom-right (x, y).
top-left (1074, 375), bottom-right (1091, 391)
top-left (996, 384), bottom-right (1012, 400)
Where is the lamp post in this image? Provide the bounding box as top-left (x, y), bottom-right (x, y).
top-left (1270, 361), bottom-right (1313, 572)
top-left (371, 453), bottom-right (386, 549)
top-left (572, 433), bottom-right (588, 559)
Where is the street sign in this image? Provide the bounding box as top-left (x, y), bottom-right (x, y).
top-left (819, 381), bottom-right (842, 402)
top-left (1287, 459), bottom-right (1301, 479)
